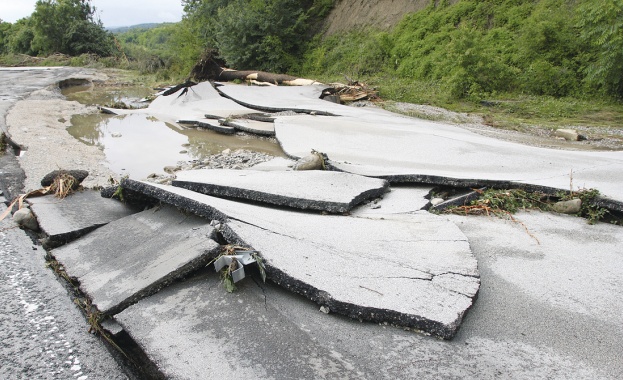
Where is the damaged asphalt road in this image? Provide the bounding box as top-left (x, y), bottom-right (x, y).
top-left (2, 67), bottom-right (623, 379)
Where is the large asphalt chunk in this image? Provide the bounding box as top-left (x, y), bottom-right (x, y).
top-left (100, 81), bottom-right (256, 121)
top-left (28, 190), bottom-right (140, 247)
top-left (122, 180), bottom-right (479, 338)
top-left (274, 114), bottom-right (623, 202)
top-left (51, 204), bottom-right (221, 315)
top-left (173, 169), bottom-right (390, 213)
top-left (115, 273), bottom-right (366, 379)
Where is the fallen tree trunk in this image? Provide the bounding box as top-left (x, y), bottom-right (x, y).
top-left (217, 69), bottom-right (318, 86)
top-left (189, 49), bottom-right (317, 86)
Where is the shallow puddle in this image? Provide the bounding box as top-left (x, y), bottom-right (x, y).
top-left (63, 84), bottom-right (286, 178)
top-left (62, 84), bottom-right (153, 109)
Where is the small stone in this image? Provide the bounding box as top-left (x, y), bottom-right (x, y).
top-left (553, 129), bottom-right (579, 141)
top-left (294, 152), bottom-right (323, 171)
top-left (164, 166), bottom-right (180, 175)
top-left (552, 198), bottom-right (582, 214)
top-left (370, 203), bottom-right (381, 209)
top-left (430, 197), bottom-right (445, 206)
top-left (111, 132), bottom-right (122, 138)
top-left (13, 208), bottom-right (39, 231)
top-left (179, 150), bottom-right (188, 154)
top-left (319, 306), bottom-right (330, 314)
top-left (147, 173), bottom-right (158, 179)
top-left (222, 149), bottom-right (231, 155)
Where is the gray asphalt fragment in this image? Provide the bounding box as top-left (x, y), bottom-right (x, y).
top-left (121, 179), bottom-right (479, 338)
top-left (50, 204), bottom-right (221, 315)
top-left (173, 169), bottom-right (390, 213)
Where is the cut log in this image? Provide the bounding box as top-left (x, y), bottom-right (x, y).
top-left (189, 49), bottom-right (318, 86)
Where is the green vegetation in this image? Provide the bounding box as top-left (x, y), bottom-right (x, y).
top-left (0, 0), bottom-right (114, 57)
top-left (301, 0), bottom-right (623, 129)
top-left (445, 187), bottom-right (618, 225)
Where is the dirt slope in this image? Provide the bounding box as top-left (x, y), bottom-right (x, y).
top-left (322, 0), bottom-right (457, 36)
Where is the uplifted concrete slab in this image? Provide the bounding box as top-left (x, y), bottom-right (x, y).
top-left (172, 169), bottom-right (390, 213)
top-left (28, 190), bottom-right (139, 246)
top-left (349, 185), bottom-right (433, 216)
top-left (101, 81), bottom-right (257, 122)
top-left (122, 179), bottom-right (479, 338)
top-left (273, 114), bottom-right (623, 203)
top-left (51, 204), bottom-right (220, 315)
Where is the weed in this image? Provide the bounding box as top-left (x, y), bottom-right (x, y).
top-left (0, 132), bottom-right (7, 154)
top-left (446, 188), bottom-right (550, 217)
top-left (73, 298), bottom-right (128, 358)
top-left (220, 260), bottom-right (238, 293)
top-left (446, 187), bottom-right (616, 226)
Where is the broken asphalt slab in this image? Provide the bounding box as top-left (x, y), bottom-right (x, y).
top-left (121, 179), bottom-right (479, 338)
top-left (115, 272), bottom-right (369, 379)
top-left (28, 190), bottom-right (140, 247)
top-left (172, 169), bottom-right (390, 213)
top-left (211, 84), bottom-right (623, 204)
top-left (100, 81), bottom-right (257, 123)
top-left (50, 204), bottom-right (220, 315)
top-left (273, 114), bottom-right (623, 204)
top-left (216, 83), bottom-right (341, 116)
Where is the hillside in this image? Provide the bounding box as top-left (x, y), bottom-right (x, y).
top-left (322, 0), bottom-right (458, 35)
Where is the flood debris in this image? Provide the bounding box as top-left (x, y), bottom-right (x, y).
top-left (41, 169), bottom-right (89, 190)
top-left (212, 245), bottom-right (265, 292)
top-left (322, 80), bottom-right (380, 103)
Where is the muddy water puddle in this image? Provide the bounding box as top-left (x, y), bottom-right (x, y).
top-left (62, 84), bottom-right (153, 109)
top-left (64, 85), bottom-right (286, 178)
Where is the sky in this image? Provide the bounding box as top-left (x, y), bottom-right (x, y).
top-left (0, 0), bottom-right (184, 28)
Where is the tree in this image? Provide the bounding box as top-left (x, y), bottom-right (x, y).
top-left (30, 0), bottom-right (114, 56)
top-left (578, 0), bottom-right (623, 97)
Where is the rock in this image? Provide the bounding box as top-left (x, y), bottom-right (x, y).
top-left (320, 306), bottom-right (330, 314)
top-left (13, 207), bottom-right (39, 231)
top-left (222, 149), bottom-right (231, 155)
top-left (40, 169), bottom-right (89, 189)
top-left (553, 129), bottom-right (579, 141)
top-left (430, 197), bottom-right (445, 206)
top-left (164, 166), bottom-right (180, 175)
top-left (111, 132), bottom-right (122, 138)
top-left (294, 152), bottom-right (324, 171)
top-left (552, 198), bottom-right (582, 214)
